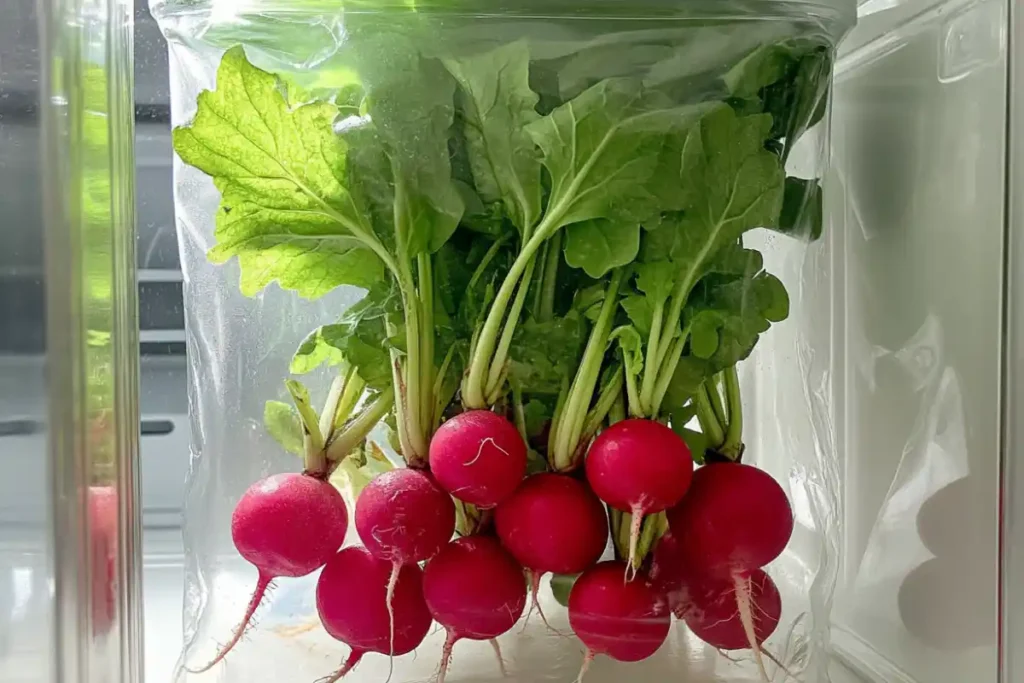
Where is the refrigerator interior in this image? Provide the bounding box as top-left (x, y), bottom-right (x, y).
top-left (0, 0), bottom-right (1011, 681)
top-left (827, 0), bottom-right (1005, 681)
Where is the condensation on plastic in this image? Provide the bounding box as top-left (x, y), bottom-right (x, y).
top-left (152, 2), bottom-right (854, 682)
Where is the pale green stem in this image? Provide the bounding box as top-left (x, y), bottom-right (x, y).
top-left (486, 256), bottom-right (538, 398)
top-left (318, 374), bottom-right (348, 442)
top-left (708, 373), bottom-right (728, 429)
top-left (638, 299), bottom-right (665, 414)
top-left (580, 365), bottom-right (624, 442)
top-left (325, 388), bottom-right (396, 462)
top-left (651, 332), bottom-right (688, 417)
top-left (334, 368), bottom-right (365, 430)
top-left (418, 253), bottom-right (435, 434)
top-left (539, 230), bottom-right (563, 323)
top-left (552, 269), bottom-right (624, 471)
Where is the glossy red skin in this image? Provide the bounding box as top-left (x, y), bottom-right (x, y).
top-left (429, 410), bottom-right (527, 509)
top-left (680, 569), bottom-right (782, 650)
top-left (667, 463), bottom-right (793, 579)
top-left (494, 473), bottom-right (608, 575)
top-left (317, 546), bottom-right (432, 656)
top-left (568, 561), bottom-right (671, 662)
top-left (355, 469), bottom-right (455, 564)
top-left (423, 536), bottom-right (527, 640)
top-left (585, 419), bottom-right (693, 515)
top-left (231, 473), bottom-right (349, 578)
top-left (89, 486), bottom-right (118, 635)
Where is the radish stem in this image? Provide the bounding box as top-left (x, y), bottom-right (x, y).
top-left (721, 366), bottom-right (745, 459)
top-left (695, 384), bottom-right (725, 448)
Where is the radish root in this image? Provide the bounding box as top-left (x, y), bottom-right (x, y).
top-left (489, 638), bottom-right (509, 677)
top-left (436, 630), bottom-right (458, 683)
top-left (316, 649), bottom-right (364, 683)
top-left (385, 560), bottom-right (400, 656)
top-left (733, 573), bottom-right (770, 682)
top-left (625, 506), bottom-right (644, 582)
top-left (521, 570), bottom-right (565, 637)
top-left (574, 649), bottom-right (595, 683)
top-left (186, 572), bottom-right (273, 673)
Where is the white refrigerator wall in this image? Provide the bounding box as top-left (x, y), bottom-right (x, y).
top-left (827, 0), bottom-right (1004, 680)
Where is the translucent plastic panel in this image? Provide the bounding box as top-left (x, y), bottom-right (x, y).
top-left (827, 0), bottom-right (1005, 681)
top-left (0, 1), bottom-right (143, 683)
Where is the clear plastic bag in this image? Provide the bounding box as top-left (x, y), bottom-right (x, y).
top-left (152, 2), bottom-right (855, 681)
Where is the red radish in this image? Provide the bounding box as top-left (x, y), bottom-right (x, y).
top-left (429, 410), bottom-right (527, 509)
top-left (648, 531), bottom-right (693, 614)
top-left (315, 546), bottom-right (433, 682)
top-left (585, 419), bottom-right (693, 575)
top-left (667, 462), bottom-right (793, 579)
top-left (495, 474), bottom-right (607, 574)
top-left (187, 473), bottom-right (349, 672)
top-left (423, 536), bottom-right (528, 683)
top-left (680, 569), bottom-right (782, 651)
top-left (568, 561), bottom-right (670, 679)
top-left (89, 486), bottom-right (118, 636)
top-left (494, 474), bottom-right (608, 625)
top-left (355, 468), bottom-right (455, 650)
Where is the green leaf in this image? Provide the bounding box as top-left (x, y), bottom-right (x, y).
top-left (291, 328), bottom-right (346, 374)
top-left (550, 573), bottom-right (580, 608)
top-left (525, 79), bottom-right (707, 228)
top-left (330, 441), bottom-right (395, 500)
top-left (443, 41), bottom-right (543, 234)
top-left (453, 182), bottom-right (506, 237)
top-left (523, 398), bottom-right (552, 440)
top-left (509, 314), bottom-right (586, 395)
top-left (676, 427), bottom-right (709, 465)
top-left (264, 401), bottom-right (304, 456)
top-left (662, 261), bottom-right (791, 412)
top-left (763, 44), bottom-right (833, 146)
top-left (690, 311), bottom-right (727, 359)
top-left (572, 284), bottom-right (608, 324)
top-left (722, 43), bottom-right (795, 100)
top-left (621, 295), bottom-right (655, 338)
top-left (610, 325), bottom-right (644, 379)
top-left (685, 270), bottom-right (790, 370)
top-left (641, 106), bottom-right (785, 297)
top-left (773, 177), bottom-right (823, 242)
top-left (563, 219), bottom-right (641, 279)
top-left (635, 261), bottom-right (676, 303)
top-left (558, 43), bottom-right (674, 101)
top-left (318, 325), bottom-right (394, 392)
top-left (173, 47), bottom-right (385, 299)
top-left (290, 285), bottom-right (396, 389)
top-left (352, 32), bottom-right (464, 257)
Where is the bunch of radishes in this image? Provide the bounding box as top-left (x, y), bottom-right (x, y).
top-left (187, 402), bottom-right (793, 682)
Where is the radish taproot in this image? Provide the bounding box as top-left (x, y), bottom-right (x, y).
top-left (355, 468), bottom-right (456, 649)
top-left (315, 546), bottom-right (433, 682)
top-left (667, 462), bottom-right (793, 579)
top-left (680, 569), bottom-right (781, 651)
top-left (423, 536), bottom-right (528, 683)
top-left (568, 561), bottom-right (671, 679)
top-left (429, 410), bottom-right (527, 509)
top-left (585, 419), bottom-right (693, 575)
top-left (187, 473), bottom-right (349, 672)
top-left (494, 473), bottom-right (608, 625)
